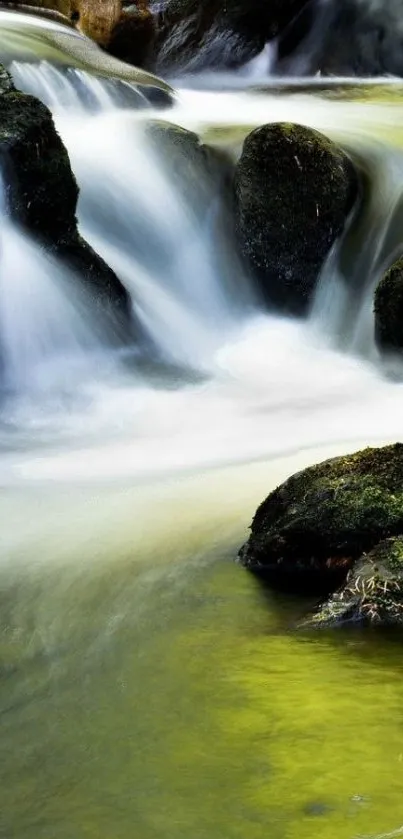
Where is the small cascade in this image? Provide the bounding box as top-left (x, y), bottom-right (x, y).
top-left (8, 56), bottom-right (253, 372)
top-left (0, 186), bottom-right (109, 396)
top-left (311, 141), bottom-right (403, 361)
top-left (10, 60), bottom-right (149, 112)
top-left (50, 113), bottom-right (251, 370)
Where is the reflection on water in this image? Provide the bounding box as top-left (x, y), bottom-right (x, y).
top-left (1, 467), bottom-right (403, 839)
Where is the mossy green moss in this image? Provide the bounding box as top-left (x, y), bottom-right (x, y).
top-left (234, 122), bottom-right (358, 315)
top-left (240, 444), bottom-right (403, 592)
top-left (374, 256), bottom-right (403, 352)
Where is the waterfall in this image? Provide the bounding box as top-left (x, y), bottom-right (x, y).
top-left (3, 26), bottom-right (403, 480)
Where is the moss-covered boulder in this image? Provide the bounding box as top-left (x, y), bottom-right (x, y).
top-left (0, 74), bottom-right (130, 331)
top-left (155, 0), bottom-right (309, 74)
top-left (374, 256), bottom-right (403, 353)
top-left (300, 538), bottom-right (403, 627)
top-left (234, 123), bottom-right (358, 315)
top-left (239, 444), bottom-right (403, 593)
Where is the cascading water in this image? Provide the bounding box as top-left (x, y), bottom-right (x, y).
top-left (3, 54), bottom-right (403, 478)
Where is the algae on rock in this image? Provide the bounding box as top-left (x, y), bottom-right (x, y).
top-left (240, 444), bottom-right (403, 597)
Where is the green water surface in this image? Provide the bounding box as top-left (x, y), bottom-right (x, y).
top-left (1, 483), bottom-right (403, 839)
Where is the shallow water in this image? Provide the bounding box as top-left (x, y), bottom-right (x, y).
top-left (2, 464), bottom-right (403, 839)
top-left (2, 11), bottom-right (403, 839)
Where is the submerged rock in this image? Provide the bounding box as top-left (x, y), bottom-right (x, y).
top-left (155, 0), bottom-right (310, 74)
top-left (0, 75), bottom-right (130, 332)
top-left (374, 256), bottom-right (403, 353)
top-left (145, 120), bottom-right (233, 207)
top-left (239, 444), bottom-right (403, 594)
top-left (234, 123), bottom-right (358, 315)
top-left (300, 538), bottom-right (403, 627)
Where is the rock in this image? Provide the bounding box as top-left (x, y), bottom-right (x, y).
top-left (71, 0), bottom-right (122, 46)
top-left (108, 5), bottom-right (156, 69)
top-left (0, 82), bottom-right (130, 331)
top-left (145, 120), bottom-right (234, 211)
top-left (239, 444), bottom-right (403, 594)
top-left (374, 256), bottom-right (403, 353)
top-left (0, 66), bottom-right (14, 95)
top-left (234, 122), bottom-right (358, 315)
top-left (300, 538), bottom-right (403, 627)
top-left (317, 0), bottom-right (403, 79)
top-left (155, 0), bottom-right (310, 74)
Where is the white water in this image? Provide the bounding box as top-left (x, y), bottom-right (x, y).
top-left (2, 48), bottom-right (403, 486)
top-left (0, 219), bottom-right (104, 392)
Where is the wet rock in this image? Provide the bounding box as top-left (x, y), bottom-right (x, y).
top-left (239, 444), bottom-right (403, 593)
top-left (145, 120), bottom-right (234, 210)
top-left (155, 0), bottom-right (310, 74)
top-left (317, 0), bottom-right (403, 79)
top-left (302, 801), bottom-right (333, 817)
top-left (0, 81), bottom-right (131, 330)
top-left (108, 5), bottom-right (157, 69)
top-left (0, 66), bottom-right (14, 95)
top-left (300, 538), bottom-right (403, 627)
top-left (234, 122), bottom-right (358, 315)
top-left (374, 256), bottom-right (403, 353)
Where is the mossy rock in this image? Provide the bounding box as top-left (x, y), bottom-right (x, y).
top-left (239, 444), bottom-right (403, 593)
top-left (300, 537), bottom-right (403, 627)
top-left (374, 256), bottom-right (403, 352)
top-left (234, 122), bottom-right (358, 315)
top-left (0, 77), bottom-right (130, 330)
top-left (155, 0), bottom-right (309, 73)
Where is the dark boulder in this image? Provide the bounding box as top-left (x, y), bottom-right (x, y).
top-left (317, 0), bottom-right (403, 79)
top-left (300, 537), bottom-right (403, 628)
top-left (155, 0), bottom-right (310, 74)
top-left (374, 256), bottom-right (403, 353)
top-left (0, 81), bottom-right (130, 333)
top-left (234, 122), bottom-right (358, 315)
top-left (239, 444), bottom-right (403, 594)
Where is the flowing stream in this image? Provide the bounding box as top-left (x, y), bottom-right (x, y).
top-left (2, 11), bottom-right (403, 839)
